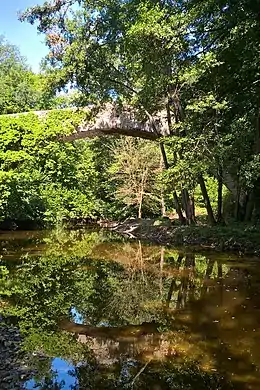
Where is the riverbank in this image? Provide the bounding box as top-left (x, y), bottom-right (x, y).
top-left (1, 217), bottom-right (260, 257)
top-left (0, 322), bottom-right (35, 389)
top-left (113, 219), bottom-right (260, 256)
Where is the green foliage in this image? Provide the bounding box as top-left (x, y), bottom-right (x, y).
top-left (0, 37), bottom-right (117, 226)
top-left (0, 110), bottom-right (104, 224)
top-left (0, 36), bottom-right (56, 113)
top-left (0, 106), bottom-right (164, 224)
top-left (18, 0), bottom-right (260, 223)
top-left (0, 0), bottom-right (257, 224)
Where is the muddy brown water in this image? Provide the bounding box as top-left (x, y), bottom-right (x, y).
top-left (0, 229), bottom-right (260, 389)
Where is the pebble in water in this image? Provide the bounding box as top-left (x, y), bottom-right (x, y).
top-left (0, 324), bottom-right (36, 389)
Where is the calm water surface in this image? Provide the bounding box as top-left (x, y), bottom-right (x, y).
top-left (0, 229), bottom-right (260, 389)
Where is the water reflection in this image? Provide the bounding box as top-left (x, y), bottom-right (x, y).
top-left (0, 229), bottom-right (259, 389)
top-left (25, 358), bottom-right (78, 389)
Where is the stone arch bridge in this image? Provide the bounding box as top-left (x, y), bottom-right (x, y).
top-left (3, 104), bottom-right (169, 142)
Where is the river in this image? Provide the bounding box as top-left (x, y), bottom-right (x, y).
top-left (0, 228), bottom-right (259, 389)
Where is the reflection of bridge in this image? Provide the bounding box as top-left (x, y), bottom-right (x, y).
top-left (4, 104), bottom-right (169, 141)
top-left (61, 246), bottom-right (260, 389)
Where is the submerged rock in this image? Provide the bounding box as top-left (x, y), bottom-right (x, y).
top-left (0, 323), bottom-right (35, 389)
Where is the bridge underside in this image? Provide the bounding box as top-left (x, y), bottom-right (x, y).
top-left (4, 104), bottom-right (169, 141)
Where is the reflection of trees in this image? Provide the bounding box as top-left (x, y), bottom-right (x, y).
top-left (0, 254), bottom-right (97, 330)
top-left (1, 231), bottom-right (260, 389)
top-left (72, 359), bottom-right (235, 390)
top-left (71, 250), bottom-right (260, 389)
top-left (70, 257), bottom-right (260, 389)
top-left (164, 252), bottom-right (227, 312)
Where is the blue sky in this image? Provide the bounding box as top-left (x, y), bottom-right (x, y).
top-left (0, 0), bottom-right (48, 72)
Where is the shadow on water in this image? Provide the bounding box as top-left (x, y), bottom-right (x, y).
top-left (0, 229), bottom-right (260, 389)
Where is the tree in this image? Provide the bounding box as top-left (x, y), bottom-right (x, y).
top-left (18, 0), bottom-right (260, 223)
top-left (180, 0), bottom-right (260, 222)
top-left (19, 0), bottom-right (218, 224)
top-left (110, 138), bottom-right (161, 218)
top-left (0, 110), bottom-right (104, 225)
top-left (19, 0), bottom-right (192, 223)
top-left (0, 36), bottom-right (55, 114)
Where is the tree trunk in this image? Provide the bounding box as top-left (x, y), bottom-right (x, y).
top-left (198, 174), bottom-right (216, 225)
top-left (166, 254), bottom-right (183, 308)
top-left (234, 178), bottom-right (242, 221)
top-left (169, 94), bottom-right (196, 224)
top-left (182, 188), bottom-right (195, 225)
top-left (159, 143), bottom-right (186, 224)
top-left (160, 157), bottom-right (166, 217)
top-left (181, 188), bottom-right (187, 214)
top-left (164, 93), bottom-right (187, 225)
top-left (161, 191), bottom-right (166, 217)
top-left (244, 192), bottom-right (255, 222)
top-left (188, 254), bottom-right (196, 301)
top-left (138, 193), bottom-right (142, 219)
top-left (217, 166), bottom-right (224, 223)
top-left (201, 257), bottom-right (215, 296)
top-left (191, 195), bottom-right (195, 222)
top-left (252, 109), bottom-right (260, 221)
top-left (166, 99), bottom-right (173, 135)
top-left (160, 247), bottom-right (165, 296)
top-left (217, 261), bottom-right (223, 279)
top-left (252, 179), bottom-right (260, 222)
